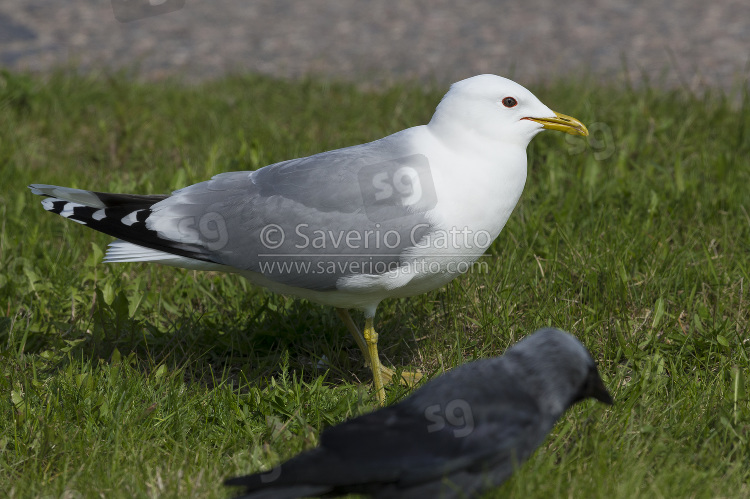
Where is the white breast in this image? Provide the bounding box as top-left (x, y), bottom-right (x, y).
top-left (337, 129), bottom-right (528, 300)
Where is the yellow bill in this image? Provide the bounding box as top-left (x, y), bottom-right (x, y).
top-left (524, 111), bottom-right (589, 136)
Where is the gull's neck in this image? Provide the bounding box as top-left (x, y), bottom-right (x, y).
top-left (427, 113), bottom-right (531, 163)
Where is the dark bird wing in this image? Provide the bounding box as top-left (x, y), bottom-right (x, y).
top-left (225, 380), bottom-right (543, 498)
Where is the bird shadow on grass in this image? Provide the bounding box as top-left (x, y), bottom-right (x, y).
top-left (6, 289), bottom-right (426, 397)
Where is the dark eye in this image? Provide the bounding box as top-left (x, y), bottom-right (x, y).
top-left (502, 97), bottom-right (518, 108)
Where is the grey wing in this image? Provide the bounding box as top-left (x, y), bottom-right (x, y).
top-left (147, 135), bottom-right (436, 290)
top-left (372, 359), bottom-right (549, 487)
top-left (224, 360), bottom-right (547, 497)
top-left (325, 395), bottom-right (542, 482)
top-left (248, 393), bottom-right (540, 494)
top-left (223, 398), bottom-right (541, 498)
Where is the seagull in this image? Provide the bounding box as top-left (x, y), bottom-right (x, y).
top-left (28, 74), bottom-right (588, 404)
top-left (224, 327), bottom-right (613, 499)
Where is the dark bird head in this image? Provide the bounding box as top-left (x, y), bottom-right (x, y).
top-left (503, 328), bottom-right (613, 419)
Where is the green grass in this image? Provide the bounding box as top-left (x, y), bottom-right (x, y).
top-left (1, 69), bottom-right (749, 497)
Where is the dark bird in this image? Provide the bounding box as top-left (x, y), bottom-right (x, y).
top-left (224, 327), bottom-right (613, 498)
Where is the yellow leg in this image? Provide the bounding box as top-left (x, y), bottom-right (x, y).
top-left (335, 308), bottom-right (370, 362)
top-left (336, 309), bottom-right (387, 404)
top-left (363, 317), bottom-right (386, 404)
top-left (335, 308), bottom-right (423, 404)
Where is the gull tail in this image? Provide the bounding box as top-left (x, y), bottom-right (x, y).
top-left (28, 184), bottom-right (227, 270)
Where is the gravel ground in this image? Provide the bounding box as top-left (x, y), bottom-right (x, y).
top-left (0, 0), bottom-right (748, 90)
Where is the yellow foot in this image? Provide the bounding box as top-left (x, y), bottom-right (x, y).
top-left (379, 365), bottom-right (423, 387)
top-left (335, 308), bottom-right (422, 404)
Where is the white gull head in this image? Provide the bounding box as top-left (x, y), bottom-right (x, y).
top-left (428, 74), bottom-right (588, 149)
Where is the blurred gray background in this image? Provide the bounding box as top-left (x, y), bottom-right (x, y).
top-left (1, 0), bottom-right (748, 90)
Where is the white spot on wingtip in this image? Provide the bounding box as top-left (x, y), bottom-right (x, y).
top-left (121, 210), bottom-right (141, 226)
top-left (92, 209), bottom-right (106, 221)
top-left (60, 203), bottom-right (76, 218)
top-left (41, 198), bottom-right (55, 211)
